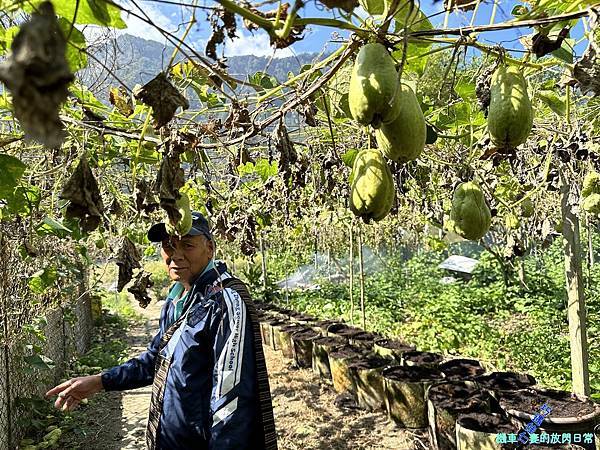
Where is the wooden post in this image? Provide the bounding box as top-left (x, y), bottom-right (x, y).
top-left (560, 169), bottom-right (590, 397)
top-left (349, 224), bottom-right (354, 325)
top-left (259, 234), bottom-right (268, 293)
top-left (358, 226), bottom-right (366, 331)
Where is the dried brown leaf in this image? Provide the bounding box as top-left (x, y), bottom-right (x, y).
top-left (133, 72), bottom-right (189, 129)
top-left (128, 270), bottom-right (154, 308)
top-left (59, 155), bottom-right (104, 232)
top-left (0, 1), bottom-right (73, 147)
top-left (115, 237), bottom-right (141, 292)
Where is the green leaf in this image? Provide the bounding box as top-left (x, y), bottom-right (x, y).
top-left (512, 5), bottom-right (529, 16)
top-left (36, 217), bottom-right (73, 238)
top-left (248, 71), bottom-right (279, 91)
top-left (341, 149), bottom-right (359, 168)
top-left (57, 18), bottom-right (88, 72)
top-left (238, 159), bottom-right (278, 182)
top-left (25, 0), bottom-right (126, 29)
top-left (454, 81), bottom-right (476, 100)
top-left (28, 266), bottom-right (58, 294)
top-left (0, 26), bottom-right (19, 55)
top-left (393, 1), bottom-right (433, 48)
top-left (551, 39), bottom-right (574, 64)
top-left (538, 90), bottom-right (566, 116)
top-left (23, 354), bottom-right (55, 371)
top-left (0, 154), bottom-right (26, 199)
top-left (2, 184), bottom-right (41, 216)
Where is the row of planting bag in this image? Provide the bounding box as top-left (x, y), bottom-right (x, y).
top-left (257, 303), bottom-right (600, 450)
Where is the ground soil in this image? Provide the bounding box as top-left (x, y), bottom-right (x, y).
top-left (62, 298), bottom-right (431, 450)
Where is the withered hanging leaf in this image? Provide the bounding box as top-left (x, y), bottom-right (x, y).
top-left (109, 197), bottom-right (123, 216)
top-left (198, 119), bottom-right (222, 137)
top-left (242, 3), bottom-right (287, 32)
top-left (83, 107), bottom-right (105, 124)
top-left (115, 236), bottom-right (141, 292)
top-left (443, 0), bottom-right (478, 11)
top-left (134, 179), bottom-right (159, 214)
top-left (573, 10), bottom-right (600, 96)
top-left (0, 2), bottom-right (73, 147)
top-left (133, 72), bottom-right (189, 129)
top-left (475, 63), bottom-right (497, 116)
top-left (240, 215), bottom-right (257, 256)
top-left (530, 27), bottom-right (569, 58)
top-left (301, 101), bottom-right (318, 127)
top-left (59, 155), bottom-right (104, 232)
top-left (206, 28), bottom-right (225, 61)
top-left (224, 101), bottom-right (252, 131)
top-left (109, 86), bottom-right (134, 117)
top-left (318, 0), bottom-right (358, 13)
top-left (273, 121), bottom-right (297, 184)
top-left (270, 25), bottom-right (305, 49)
top-left (206, 8), bottom-right (237, 61)
top-left (154, 133), bottom-right (186, 222)
top-left (127, 270), bottom-right (154, 308)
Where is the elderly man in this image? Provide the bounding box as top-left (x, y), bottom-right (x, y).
top-left (46, 211), bottom-right (277, 450)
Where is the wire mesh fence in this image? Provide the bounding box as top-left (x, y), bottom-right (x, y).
top-left (0, 220), bottom-right (92, 449)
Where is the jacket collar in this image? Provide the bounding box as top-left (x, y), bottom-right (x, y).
top-left (189, 260), bottom-right (228, 298)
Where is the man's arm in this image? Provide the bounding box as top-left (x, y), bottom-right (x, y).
top-left (208, 287), bottom-right (258, 450)
top-left (100, 300), bottom-right (170, 391)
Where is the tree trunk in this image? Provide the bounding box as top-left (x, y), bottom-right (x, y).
top-left (560, 169), bottom-right (590, 397)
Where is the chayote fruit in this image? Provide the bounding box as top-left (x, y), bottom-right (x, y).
top-left (350, 149), bottom-right (395, 222)
top-left (521, 197), bottom-right (534, 218)
top-left (348, 43), bottom-right (400, 128)
top-left (487, 64), bottom-right (533, 148)
top-left (582, 171), bottom-right (600, 198)
top-left (375, 82), bottom-right (426, 163)
top-left (450, 182), bottom-right (491, 241)
top-left (166, 192), bottom-right (193, 237)
top-left (583, 193), bottom-right (600, 215)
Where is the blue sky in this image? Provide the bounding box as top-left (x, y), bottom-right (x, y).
top-left (115, 0), bottom-right (588, 59)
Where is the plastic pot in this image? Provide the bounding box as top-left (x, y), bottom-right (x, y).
top-left (439, 358), bottom-right (485, 381)
top-left (348, 355), bottom-right (391, 411)
top-left (373, 338), bottom-right (415, 361)
top-left (498, 388), bottom-right (600, 450)
top-left (426, 381), bottom-right (491, 450)
top-left (278, 324), bottom-right (309, 359)
top-left (402, 350), bottom-right (444, 369)
top-left (311, 336), bottom-right (345, 381)
top-left (455, 412), bottom-right (516, 450)
top-left (291, 329), bottom-right (320, 368)
top-left (382, 365), bottom-right (444, 428)
top-left (328, 344), bottom-right (363, 394)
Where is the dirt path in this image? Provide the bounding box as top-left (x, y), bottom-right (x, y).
top-left (65, 298), bottom-right (430, 449)
top-left (115, 298), bottom-right (162, 449)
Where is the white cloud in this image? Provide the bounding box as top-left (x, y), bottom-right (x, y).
top-left (120, 3), bottom-right (178, 42)
top-left (224, 31), bottom-right (294, 58)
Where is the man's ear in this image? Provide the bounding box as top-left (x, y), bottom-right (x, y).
top-left (206, 237), bottom-right (215, 258)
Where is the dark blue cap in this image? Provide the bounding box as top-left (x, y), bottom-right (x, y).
top-left (147, 211), bottom-right (213, 242)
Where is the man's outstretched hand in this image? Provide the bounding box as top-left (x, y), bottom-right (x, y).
top-left (45, 375), bottom-right (104, 411)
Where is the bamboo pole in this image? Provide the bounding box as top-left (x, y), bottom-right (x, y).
top-left (358, 226), bottom-right (366, 331)
top-left (260, 233), bottom-right (268, 293)
top-left (349, 224), bottom-right (354, 325)
top-left (560, 168), bottom-right (590, 397)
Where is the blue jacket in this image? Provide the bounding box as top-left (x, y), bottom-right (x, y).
top-left (101, 262), bottom-right (264, 449)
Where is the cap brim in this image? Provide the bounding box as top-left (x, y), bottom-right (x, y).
top-left (147, 223), bottom-right (210, 242)
top-left (148, 223), bottom-right (168, 242)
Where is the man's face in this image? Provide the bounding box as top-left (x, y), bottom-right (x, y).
top-left (160, 234), bottom-right (214, 285)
